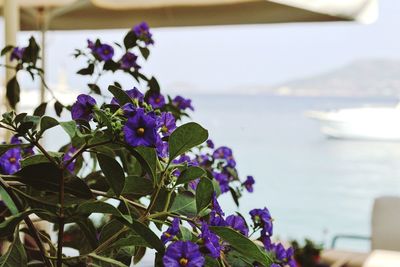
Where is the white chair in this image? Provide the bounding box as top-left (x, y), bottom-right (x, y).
top-left (321, 196), bottom-right (400, 267)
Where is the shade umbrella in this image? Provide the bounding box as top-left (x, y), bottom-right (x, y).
top-left (0, 0), bottom-right (378, 105)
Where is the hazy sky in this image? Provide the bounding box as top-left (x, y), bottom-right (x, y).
top-left (1, 0), bottom-right (400, 94)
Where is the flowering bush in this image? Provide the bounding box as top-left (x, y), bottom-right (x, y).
top-left (0, 23), bottom-right (295, 267)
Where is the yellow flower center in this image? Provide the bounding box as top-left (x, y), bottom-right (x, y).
top-left (161, 125), bottom-right (168, 133)
top-left (179, 258), bottom-right (188, 266)
top-left (164, 232), bottom-right (171, 238)
top-left (155, 97), bottom-right (161, 103)
top-left (136, 127), bottom-right (145, 136)
top-left (8, 157), bottom-right (16, 163)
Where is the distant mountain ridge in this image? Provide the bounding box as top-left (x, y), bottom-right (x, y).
top-left (246, 59), bottom-right (400, 97)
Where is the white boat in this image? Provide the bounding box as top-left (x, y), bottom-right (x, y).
top-left (306, 105), bottom-right (400, 141)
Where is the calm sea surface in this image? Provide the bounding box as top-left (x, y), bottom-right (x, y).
top-left (188, 95), bottom-right (400, 251)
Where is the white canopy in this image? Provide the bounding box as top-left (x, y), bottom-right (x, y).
top-left (1, 0), bottom-right (378, 31)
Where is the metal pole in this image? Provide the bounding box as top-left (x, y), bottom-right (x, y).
top-left (3, 0), bottom-right (19, 140)
top-left (39, 8), bottom-right (47, 104)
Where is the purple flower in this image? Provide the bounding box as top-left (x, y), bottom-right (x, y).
top-left (63, 146), bottom-right (78, 173)
top-left (197, 154), bottom-right (211, 167)
top-left (250, 207), bottom-right (273, 236)
top-left (10, 47), bottom-right (25, 61)
top-left (211, 192), bottom-right (223, 215)
top-left (213, 146), bottom-right (236, 168)
top-left (163, 241), bottom-right (205, 267)
top-left (209, 193), bottom-right (226, 226)
top-left (71, 94), bottom-right (97, 121)
top-left (263, 236), bottom-right (296, 267)
top-left (199, 222), bottom-right (221, 258)
top-left (120, 103), bottom-right (137, 117)
top-left (120, 52), bottom-right (140, 70)
top-left (173, 154), bottom-right (192, 165)
top-left (111, 88), bottom-right (144, 105)
top-left (213, 172), bottom-right (230, 193)
top-left (206, 139), bottom-right (214, 149)
top-left (148, 93), bottom-right (166, 109)
top-left (271, 243), bottom-right (296, 267)
top-left (0, 147), bottom-right (21, 175)
top-left (161, 218), bottom-right (180, 244)
top-left (156, 139), bottom-right (169, 158)
top-left (243, 175), bottom-right (255, 193)
top-left (188, 179), bottom-right (199, 190)
top-left (87, 39), bottom-right (95, 50)
top-left (173, 96), bottom-right (194, 111)
top-left (95, 43), bottom-right (114, 61)
top-left (10, 136), bottom-right (34, 156)
top-left (226, 215), bottom-right (249, 236)
top-left (123, 109), bottom-right (158, 147)
top-left (10, 136), bottom-right (21, 145)
top-left (158, 112), bottom-right (176, 137)
top-left (133, 22), bottom-right (154, 45)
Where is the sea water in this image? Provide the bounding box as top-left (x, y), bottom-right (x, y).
top-left (189, 95), bottom-right (400, 251)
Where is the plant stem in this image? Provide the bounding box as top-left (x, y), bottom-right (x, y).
top-left (142, 162), bottom-right (170, 218)
top-left (0, 177), bottom-right (52, 267)
top-left (61, 139), bottom-right (112, 170)
top-left (56, 170), bottom-right (65, 267)
top-left (93, 227), bottom-right (128, 254)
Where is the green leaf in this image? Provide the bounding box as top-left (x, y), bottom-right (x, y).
top-left (147, 77), bottom-right (160, 95)
top-left (0, 230), bottom-right (27, 266)
top-left (33, 102), bottom-right (47, 116)
top-left (97, 153), bottom-right (125, 196)
top-left (77, 200), bottom-right (132, 223)
top-left (0, 209), bottom-right (41, 238)
top-left (77, 63), bottom-right (94, 75)
top-left (108, 85), bottom-right (132, 106)
top-left (179, 226), bottom-right (192, 241)
top-left (122, 220), bottom-right (165, 253)
top-left (230, 186), bottom-right (240, 207)
top-left (60, 121), bottom-right (77, 139)
top-left (16, 162), bottom-right (93, 199)
top-left (210, 226), bottom-right (272, 266)
top-left (0, 187), bottom-right (18, 215)
top-left (1, 45), bottom-right (13, 56)
top-left (88, 253), bottom-right (128, 267)
top-left (103, 60), bottom-right (120, 72)
top-left (170, 192), bottom-right (197, 217)
top-left (39, 116), bottom-right (59, 134)
top-left (88, 83), bottom-right (101, 94)
top-left (123, 30), bottom-right (137, 50)
top-left (168, 122), bottom-right (208, 162)
top-left (139, 47), bottom-right (150, 60)
top-left (110, 234), bottom-right (150, 249)
top-left (127, 146), bottom-right (158, 184)
top-left (6, 76), bottom-right (20, 109)
top-left (20, 154), bottom-right (55, 168)
top-left (122, 175), bottom-right (153, 196)
top-left (176, 166), bottom-right (205, 185)
top-left (76, 218), bottom-right (99, 250)
top-left (54, 101), bottom-right (64, 117)
top-left (93, 109), bottom-right (112, 130)
top-left (98, 219), bottom-right (124, 244)
top-left (196, 177), bottom-right (214, 213)
top-left (22, 37), bottom-right (40, 65)
top-left (14, 113), bottom-right (27, 124)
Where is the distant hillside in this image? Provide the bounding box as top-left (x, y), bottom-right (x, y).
top-left (253, 59), bottom-right (400, 97)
